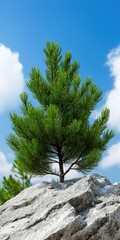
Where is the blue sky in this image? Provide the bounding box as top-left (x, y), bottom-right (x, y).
top-left (0, 0), bottom-right (120, 184)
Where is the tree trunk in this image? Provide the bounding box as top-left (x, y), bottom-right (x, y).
top-left (60, 174), bottom-right (64, 183)
top-left (58, 148), bottom-right (64, 183)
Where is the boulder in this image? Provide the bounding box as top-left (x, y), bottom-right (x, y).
top-left (0, 174), bottom-right (120, 240)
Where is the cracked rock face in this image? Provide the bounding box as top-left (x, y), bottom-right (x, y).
top-left (0, 174), bottom-right (120, 240)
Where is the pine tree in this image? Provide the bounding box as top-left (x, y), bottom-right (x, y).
top-left (0, 159), bottom-right (31, 205)
top-left (0, 175), bottom-right (23, 205)
top-left (7, 42), bottom-right (114, 183)
top-left (12, 159), bottom-right (31, 189)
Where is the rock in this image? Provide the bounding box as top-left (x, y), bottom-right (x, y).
top-left (0, 174), bottom-right (120, 240)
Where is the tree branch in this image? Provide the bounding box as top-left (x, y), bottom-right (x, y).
top-left (64, 156), bottom-right (81, 176)
top-left (43, 169), bottom-right (60, 177)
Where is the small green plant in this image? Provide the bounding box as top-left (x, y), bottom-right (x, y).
top-left (0, 159), bottom-right (31, 205)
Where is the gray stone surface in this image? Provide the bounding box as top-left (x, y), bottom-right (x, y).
top-left (0, 174), bottom-right (120, 240)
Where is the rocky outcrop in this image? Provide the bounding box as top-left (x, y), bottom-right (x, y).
top-left (0, 174), bottom-right (120, 240)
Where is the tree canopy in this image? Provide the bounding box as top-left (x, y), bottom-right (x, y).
top-left (7, 42), bottom-right (114, 182)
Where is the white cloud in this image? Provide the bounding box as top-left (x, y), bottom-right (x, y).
top-left (92, 45), bottom-right (120, 169)
top-left (31, 175), bottom-right (57, 184)
top-left (104, 45), bottom-right (120, 132)
top-left (0, 152), bottom-right (12, 178)
top-left (100, 142), bottom-right (120, 168)
top-left (0, 44), bottom-right (24, 113)
top-left (93, 45), bottom-right (120, 132)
